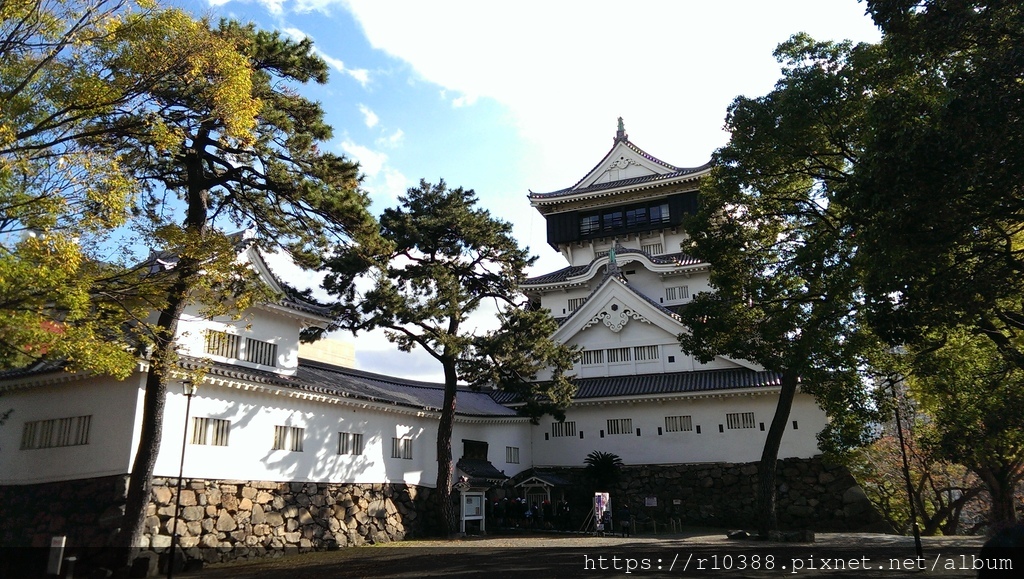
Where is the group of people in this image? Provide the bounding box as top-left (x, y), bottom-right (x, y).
top-left (490, 497), bottom-right (573, 530)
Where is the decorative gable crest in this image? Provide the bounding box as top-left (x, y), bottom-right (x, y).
top-left (581, 301), bottom-right (652, 333)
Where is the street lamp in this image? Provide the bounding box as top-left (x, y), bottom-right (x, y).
top-left (889, 373), bottom-right (923, 558)
top-left (168, 379), bottom-right (197, 579)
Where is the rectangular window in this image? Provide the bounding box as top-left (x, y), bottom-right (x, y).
top-left (245, 337), bottom-right (277, 366)
top-left (602, 210), bottom-right (623, 231)
top-left (205, 330), bottom-right (240, 359)
top-left (567, 297), bottom-right (588, 312)
top-left (634, 345), bottom-right (659, 361)
top-left (273, 425), bottom-right (304, 451)
top-left (580, 215), bottom-right (600, 235)
top-left (665, 415), bottom-right (693, 432)
top-left (192, 417), bottom-right (230, 446)
top-left (580, 349), bottom-right (604, 365)
top-left (641, 242), bottom-right (663, 255)
top-left (607, 347), bottom-right (631, 363)
top-left (625, 207), bottom-right (648, 227)
top-left (726, 412), bottom-right (756, 429)
top-left (606, 418), bottom-right (632, 435)
top-left (20, 415), bottom-right (92, 450)
top-left (391, 437), bottom-right (412, 459)
top-left (551, 421), bottom-right (577, 438)
top-left (665, 285), bottom-right (690, 301)
top-left (338, 432), bottom-right (364, 455)
top-left (650, 203), bottom-right (670, 223)
top-left (506, 446), bottom-right (520, 464)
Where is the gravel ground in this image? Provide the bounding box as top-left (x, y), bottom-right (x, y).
top-left (177, 530), bottom-right (1002, 579)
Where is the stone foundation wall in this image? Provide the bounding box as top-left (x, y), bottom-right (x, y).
top-left (538, 456), bottom-right (888, 532)
top-left (143, 478), bottom-right (434, 563)
top-left (0, 476), bottom-right (435, 567)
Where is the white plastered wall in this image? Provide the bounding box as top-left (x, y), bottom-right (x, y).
top-left (530, 391), bottom-right (826, 467)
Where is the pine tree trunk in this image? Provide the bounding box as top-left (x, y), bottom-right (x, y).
top-left (756, 371), bottom-right (798, 537)
top-left (435, 360), bottom-right (459, 536)
top-left (113, 268), bottom-right (193, 569)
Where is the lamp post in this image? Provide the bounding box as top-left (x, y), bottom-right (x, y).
top-left (168, 379), bottom-right (197, 579)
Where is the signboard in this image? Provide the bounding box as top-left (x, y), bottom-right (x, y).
top-left (645, 496), bottom-right (658, 507)
top-left (464, 495), bottom-right (483, 519)
top-left (47, 536), bottom-right (66, 575)
top-left (593, 492), bottom-right (611, 531)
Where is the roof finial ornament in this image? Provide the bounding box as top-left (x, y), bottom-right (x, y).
top-left (615, 117), bottom-right (628, 142)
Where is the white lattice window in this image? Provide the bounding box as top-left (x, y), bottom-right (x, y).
top-left (665, 415), bottom-right (693, 432)
top-left (20, 415), bottom-right (91, 450)
top-left (580, 350), bottom-right (604, 365)
top-left (273, 425), bottom-right (304, 451)
top-left (506, 446), bottom-right (520, 464)
top-left (726, 412), bottom-right (756, 429)
top-left (391, 437), bottom-right (412, 459)
top-left (192, 417), bottom-right (230, 446)
top-left (205, 330), bottom-right (240, 358)
top-left (338, 432), bottom-right (363, 455)
top-left (634, 345), bottom-right (659, 361)
top-left (606, 418), bottom-right (632, 435)
top-left (245, 337), bottom-right (277, 366)
top-left (551, 421), bottom-right (577, 438)
top-left (665, 286), bottom-right (690, 301)
top-left (567, 297), bottom-right (588, 312)
top-left (641, 242), bottom-right (663, 255)
top-left (607, 347), bottom-right (631, 363)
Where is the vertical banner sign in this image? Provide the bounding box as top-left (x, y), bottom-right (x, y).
top-left (593, 492), bottom-right (611, 531)
top-left (47, 535), bottom-right (66, 575)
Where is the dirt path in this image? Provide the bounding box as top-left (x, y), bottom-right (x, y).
top-left (179, 531), bottom-right (1001, 578)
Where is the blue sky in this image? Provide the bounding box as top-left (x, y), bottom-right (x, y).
top-left (192, 0), bottom-right (882, 380)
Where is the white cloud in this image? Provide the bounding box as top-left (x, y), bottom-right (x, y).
top-left (450, 93), bottom-right (477, 108)
top-left (340, 139), bottom-right (386, 177)
top-left (376, 128), bottom-right (404, 148)
top-left (275, 25), bottom-right (370, 87)
top-left (358, 104), bottom-right (379, 128)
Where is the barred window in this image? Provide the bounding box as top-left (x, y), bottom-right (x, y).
top-left (245, 338), bottom-right (277, 366)
top-left (580, 350), bottom-right (604, 365)
top-left (192, 417), bottom-right (230, 446)
top-left (595, 249), bottom-right (610, 258)
top-left (726, 412), bottom-right (756, 429)
top-left (551, 421), bottom-right (577, 438)
top-left (607, 347), bottom-right (631, 363)
top-left (634, 345), bottom-right (659, 361)
top-left (665, 286), bottom-right (690, 301)
top-left (20, 415), bottom-right (91, 450)
top-left (205, 330), bottom-right (240, 358)
top-left (338, 432), bottom-right (364, 455)
top-left (580, 215), bottom-right (600, 236)
top-left (641, 242), bottom-right (663, 255)
top-left (665, 415), bottom-right (693, 432)
top-left (273, 425), bottom-right (304, 451)
top-left (606, 418), bottom-right (632, 435)
top-left (506, 446), bottom-right (520, 464)
top-left (567, 297), bottom-right (588, 312)
top-left (391, 437), bottom-right (412, 459)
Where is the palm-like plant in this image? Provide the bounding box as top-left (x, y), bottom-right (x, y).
top-left (584, 451), bottom-right (623, 491)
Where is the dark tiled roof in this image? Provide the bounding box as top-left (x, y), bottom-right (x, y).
top-left (0, 359), bottom-right (66, 381)
top-left (529, 136), bottom-right (710, 200)
top-left (531, 165), bottom-right (710, 200)
top-left (490, 369), bottom-right (781, 404)
top-left (295, 359), bottom-right (519, 417)
top-left (523, 250), bottom-right (704, 286)
top-left (457, 458), bottom-right (508, 481)
top-left (517, 470), bottom-right (573, 487)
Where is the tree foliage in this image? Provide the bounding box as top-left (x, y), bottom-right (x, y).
top-left (905, 329), bottom-right (1024, 529)
top-left (583, 450), bottom-right (623, 492)
top-left (325, 179), bottom-right (577, 534)
top-left (678, 35), bottom-right (885, 534)
top-left (851, 0), bottom-right (1024, 363)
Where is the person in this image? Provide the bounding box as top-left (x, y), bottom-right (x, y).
top-left (618, 505), bottom-right (632, 537)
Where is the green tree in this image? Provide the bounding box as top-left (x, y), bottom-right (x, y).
top-left (583, 450), bottom-right (623, 492)
top-left (0, 0), bottom-right (188, 376)
top-left (324, 179), bottom-right (577, 535)
top-left (851, 0), bottom-right (1024, 363)
top-left (678, 35), bottom-right (884, 535)
top-left (87, 19), bottom-right (382, 565)
top-left (907, 329), bottom-right (1024, 529)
